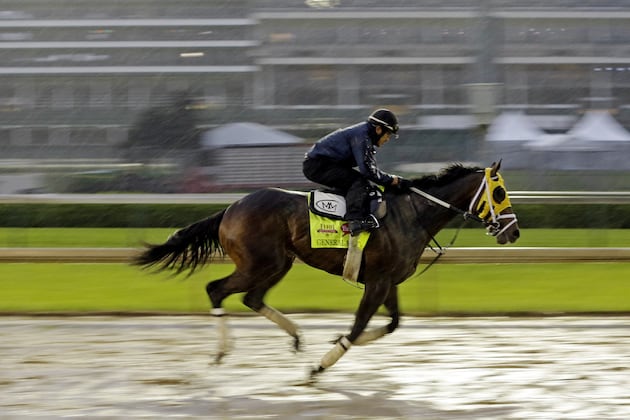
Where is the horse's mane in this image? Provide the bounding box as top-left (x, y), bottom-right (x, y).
top-left (410, 163), bottom-right (482, 190)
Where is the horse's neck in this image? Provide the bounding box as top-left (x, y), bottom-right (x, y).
top-left (413, 172), bottom-right (483, 234)
top-left (439, 172), bottom-right (482, 210)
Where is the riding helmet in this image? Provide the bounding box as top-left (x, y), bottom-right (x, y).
top-left (368, 108), bottom-right (399, 137)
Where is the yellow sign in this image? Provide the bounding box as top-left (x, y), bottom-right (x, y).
top-left (308, 212), bottom-right (370, 249)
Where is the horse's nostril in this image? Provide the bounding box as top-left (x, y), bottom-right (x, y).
top-left (513, 229), bottom-right (520, 239)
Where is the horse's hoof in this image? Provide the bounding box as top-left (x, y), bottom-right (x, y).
top-left (293, 335), bottom-right (302, 353)
top-left (213, 352), bottom-right (226, 365)
top-left (308, 365), bottom-right (325, 381)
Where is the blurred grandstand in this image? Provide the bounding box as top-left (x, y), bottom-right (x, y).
top-left (2, 0), bottom-right (630, 192)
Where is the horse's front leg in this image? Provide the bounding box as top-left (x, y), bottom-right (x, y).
top-left (353, 285), bottom-right (400, 345)
top-left (310, 280), bottom-right (390, 378)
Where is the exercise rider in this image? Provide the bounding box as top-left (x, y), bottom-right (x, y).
top-left (303, 108), bottom-right (413, 236)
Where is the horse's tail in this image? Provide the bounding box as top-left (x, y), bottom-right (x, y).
top-left (133, 209), bottom-right (226, 274)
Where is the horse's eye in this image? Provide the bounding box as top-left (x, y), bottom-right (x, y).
top-left (493, 186), bottom-right (506, 203)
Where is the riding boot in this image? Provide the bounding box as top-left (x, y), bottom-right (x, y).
top-left (345, 178), bottom-right (377, 236)
top-left (348, 214), bottom-right (380, 236)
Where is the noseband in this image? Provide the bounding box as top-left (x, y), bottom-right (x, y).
top-left (468, 168), bottom-right (518, 237)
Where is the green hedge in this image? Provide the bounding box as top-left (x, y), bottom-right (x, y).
top-left (1, 203), bottom-right (630, 228)
top-left (448, 204), bottom-right (630, 229)
top-left (0, 204), bottom-right (227, 228)
top-left (514, 204), bottom-right (630, 229)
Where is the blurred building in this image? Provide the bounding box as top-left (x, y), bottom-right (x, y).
top-left (1, 0), bottom-right (630, 168)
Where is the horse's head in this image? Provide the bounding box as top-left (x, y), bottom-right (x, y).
top-left (469, 160), bottom-right (520, 244)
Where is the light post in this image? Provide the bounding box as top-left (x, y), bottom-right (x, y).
top-left (467, 0), bottom-right (502, 161)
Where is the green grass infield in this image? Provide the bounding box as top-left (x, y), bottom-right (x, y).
top-left (1, 261), bottom-right (628, 315)
top-left (1, 228), bottom-right (629, 315)
top-left (1, 227), bottom-right (630, 248)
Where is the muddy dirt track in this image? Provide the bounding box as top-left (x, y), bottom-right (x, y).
top-left (1, 315), bottom-right (629, 419)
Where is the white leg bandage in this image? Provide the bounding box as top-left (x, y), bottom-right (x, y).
top-left (211, 308), bottom-right (229, 361)
top-left (259, 306), bottom-right (299, 338)
top-left (320, 336), bottom-right (352, 369)
top-left (353, 326), bottom-right (388, 346)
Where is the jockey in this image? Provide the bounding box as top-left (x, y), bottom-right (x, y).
top-left (303, 108), bottom-right (413, 236)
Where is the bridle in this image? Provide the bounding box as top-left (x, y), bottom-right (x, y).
top-left (407, 167), bottom-right (518, 277)
top-left (410, 167), bottom-right (517, 236)
top-left (398, 168), bottom-right (517, 276)
top-left (468, 168), bottom-right (518, 237)
top-left (403, 166), bottom-right (518, 277)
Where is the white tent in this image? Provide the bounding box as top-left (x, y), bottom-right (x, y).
top-left (199, 122), bottom-right (309, 188)
top-left (526, 134), bottom-right (584, 151)
top-left (568, 111), bottom-right (630, 142)
top-left (201, 122), bottom-right (302, 149)
top-left (527, 111), bottom-right (630, 151)
top-left (483, 112), bottom-right (545, 169)
top-left (485, 112), bottom-right (545, 142)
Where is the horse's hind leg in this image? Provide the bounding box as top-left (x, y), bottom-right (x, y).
top-left (259, 306), bottom-right (301, 351)
top-left (206, 255), bottom-right (297, 362)
top-left (211, 306), bottom-right (229, 364)
top-left (243, 291), bottom-right (301, 352)
top-left (206, 274), bottom-right (251, 364)
top-left (242, 258), bottom-right (301, 351)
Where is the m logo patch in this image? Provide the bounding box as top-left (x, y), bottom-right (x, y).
top-left (315, 199), bottom-right (340, 213)
top-left (309, 191), bottom-right (346, 219)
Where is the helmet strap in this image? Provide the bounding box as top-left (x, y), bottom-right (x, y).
top-left (367, 122), bottom-right (380, 144)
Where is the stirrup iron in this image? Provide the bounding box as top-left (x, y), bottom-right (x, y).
top-left (348, 214), bottom-right (379, 236)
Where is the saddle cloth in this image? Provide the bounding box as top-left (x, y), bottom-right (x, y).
top-left (307, 192), bottom-right (371, 250)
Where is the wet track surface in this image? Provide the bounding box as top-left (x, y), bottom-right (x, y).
top-left (1, 315), bottom-right (629, 419)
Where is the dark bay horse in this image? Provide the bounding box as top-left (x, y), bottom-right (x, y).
top-left (134, 161), bottom-right (520, 378)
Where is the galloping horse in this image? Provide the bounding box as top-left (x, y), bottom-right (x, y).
top-left (134, 161), bottom-right (520, 378)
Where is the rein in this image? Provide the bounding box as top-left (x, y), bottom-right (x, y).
top-left (409, 186), bottom-right (485, 226)
top-left (407, 187), bottom-right (472, 278)
top-left (415, 219), bottom-right (466, 277)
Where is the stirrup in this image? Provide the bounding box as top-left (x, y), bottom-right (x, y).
top-left (348, 214), bottom-right (380, 236)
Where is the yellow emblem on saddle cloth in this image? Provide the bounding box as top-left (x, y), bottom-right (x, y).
top-left (308, 212), bottom-right (371, 250)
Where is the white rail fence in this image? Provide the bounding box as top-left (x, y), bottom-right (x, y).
top-left (1, 192), bottom-right (629, 263)
top-left (1, 247), bottom-right (630, 264)
top-left (2, 191), bottom-right (630, 204)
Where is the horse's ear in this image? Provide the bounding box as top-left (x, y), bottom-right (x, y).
top-left (491, 159), bottom-right (502, 175)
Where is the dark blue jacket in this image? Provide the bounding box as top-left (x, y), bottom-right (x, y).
top-left (305, 121), bottom-right (395, 186)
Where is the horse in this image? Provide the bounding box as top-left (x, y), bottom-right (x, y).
top-left (134, 161), bottom-right (520, 379)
